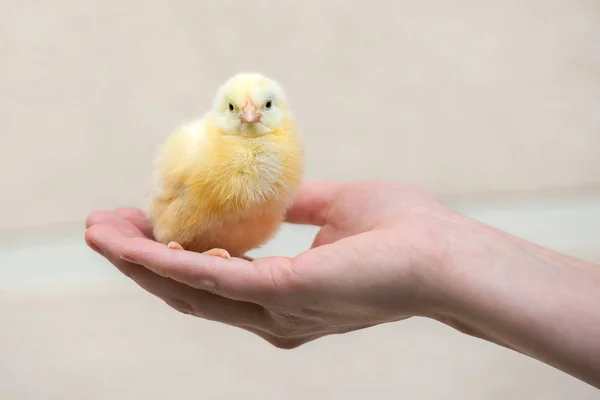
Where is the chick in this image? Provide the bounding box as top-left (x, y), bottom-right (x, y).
top-left (148, 72), bottom-right (304, 259)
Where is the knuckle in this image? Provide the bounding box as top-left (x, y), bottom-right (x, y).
top-left (269, 325), bottom-right (293, 339)
top-left (164, 298), bottom-right (195, 316)
top-left (266, 312), bottom-right (303, 339)
top-left (268, 337), bottom-right (302, 350)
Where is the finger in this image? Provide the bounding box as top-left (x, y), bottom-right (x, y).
top-left (119, 237), bottom-right (290, 304)
top-left (86, 210), bottom-right (112, 228)
top-left (85, 224), bottom-right (143, 277)
top-left (85, 211), bottom-right (145, 258)
top-left (113, 207), bottom-right (155, 239)
top-left (285, 181), bottom-right (345, 226)
top-left (88, 224), bottom-right (268, 328)
top-left (86, 210), bottom-right (146, 239)
top-left (134, 270), bottom-right (268, 328)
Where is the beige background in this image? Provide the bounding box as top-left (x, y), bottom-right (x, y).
top-left (1, 0), bottom-right (599, 232)
top-left (1, 1), bottom-right (600, 399)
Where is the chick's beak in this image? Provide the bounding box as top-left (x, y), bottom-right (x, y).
top-left (241, 99), bottom-right (262, 124)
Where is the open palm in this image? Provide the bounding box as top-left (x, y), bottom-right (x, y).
top-left (85, 181), bottom-right (457, 348)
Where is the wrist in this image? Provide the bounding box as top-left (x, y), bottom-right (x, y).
top-left (421, 217), bottom-right (600, 388)
top-left (416, 217), bottom-right (522, 326)
top-left (392, 206), bottom-right (600, 388)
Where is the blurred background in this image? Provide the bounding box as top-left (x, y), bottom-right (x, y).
top-left (1, 1), bottom-right (599, 399)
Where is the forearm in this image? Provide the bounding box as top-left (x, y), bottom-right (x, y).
top-left (432, 223), bottom-right (600, 388)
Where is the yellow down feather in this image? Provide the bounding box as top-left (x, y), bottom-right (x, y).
top-left (147, 72), bottom-right (304, 257)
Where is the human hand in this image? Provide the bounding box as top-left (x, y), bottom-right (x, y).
top-left (85, 180), bottom-right (600, 387)
top-left (84, 181), bottom-right (481, 348)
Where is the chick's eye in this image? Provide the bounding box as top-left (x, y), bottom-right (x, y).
top-left (265, 100), bottom-right (272, 109)
top-left (228, 103), bottom-right (234, 112)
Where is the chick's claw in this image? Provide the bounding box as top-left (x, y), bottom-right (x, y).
top-left (167, 242), bottom-right (230, 260)
top-left (167, 241), bottom-right (185, 250)
top-left (203, 248), bottom-right (231, 260)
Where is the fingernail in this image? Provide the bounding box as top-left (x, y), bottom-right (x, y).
top-left (120, 254), bottom-right (140, 264)
top-left (87, 240), bottom-right (104, 256)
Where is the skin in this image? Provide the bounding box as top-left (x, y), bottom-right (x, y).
top-left (85, 181), bottom-right (600, 389)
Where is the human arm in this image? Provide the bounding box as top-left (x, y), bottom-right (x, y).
top-left (85, 181), bottom-right (600, 388)
top-left (427, 222), bottom-right (600, 388)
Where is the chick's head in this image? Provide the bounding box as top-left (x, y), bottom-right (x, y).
top-left (212, 72), bottom-right (289, 137)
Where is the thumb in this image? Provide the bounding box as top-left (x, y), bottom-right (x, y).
top-left (285, 181), bottom-right (345, 226)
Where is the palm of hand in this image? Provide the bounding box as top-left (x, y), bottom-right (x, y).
top-left (85, 181), bottom-right (453, 348)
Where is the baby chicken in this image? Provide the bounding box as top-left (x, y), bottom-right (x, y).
top-left (147, 72), bottom-right (304, 259)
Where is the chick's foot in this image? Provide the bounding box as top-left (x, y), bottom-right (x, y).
top-left (167, 241), bottom-right (185, 250)
top-left (167, 241), bottom-right (230, 260)
top-left (202, 248), bottom-right (231, 259)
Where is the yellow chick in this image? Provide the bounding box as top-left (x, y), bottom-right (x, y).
top-left (147, 72), bottom-right (304, 259)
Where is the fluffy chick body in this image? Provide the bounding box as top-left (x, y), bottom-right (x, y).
top-left (148, 73), bottom-right (303, 258)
